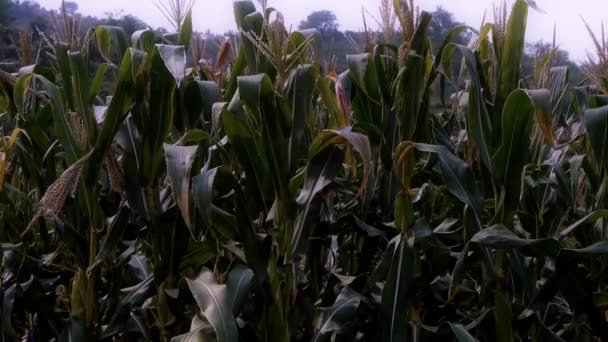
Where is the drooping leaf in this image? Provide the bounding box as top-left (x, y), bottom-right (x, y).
top-left (192, 165), bottom-right (237, 240)
top-left (1, 284), bottom-right (18, 340)
top-left (309, 128), bottom-right (372, 191)
top-left (171, 316), bottom-right (217, 342)
top-left (186, 268), bottom-right (238, 342)
top-left (471, 225), bottom-right (561, 258)
top-left (164, 143), bottom-right (199, 230)
top-left (563, 241), bottom-right (608, 255)
top-left (312, 286), bottom-right (362, 342)
top-left (584, 105), bottom-right (608, 173)
top-left (131, 29), bottom-right (157, 52)
top-left (157, 44), bottom-right (187, 85)
top-left (449, 323), bottom-right (479, 342)
top-left (95, 26), bottom-right (129, 65)
top-left (527, 88), bottom-right (556, 146)
top-left (394, 143), bottom-right (485, 229)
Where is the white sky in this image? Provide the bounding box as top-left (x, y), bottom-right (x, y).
top-left (34, 0), bottom-right (606, 62)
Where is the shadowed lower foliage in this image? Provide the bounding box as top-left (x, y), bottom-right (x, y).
top-left (2, 0), bottom-right (608, 341)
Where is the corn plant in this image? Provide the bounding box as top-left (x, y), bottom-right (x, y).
top-left (3, 0), bottom-right (608, 341)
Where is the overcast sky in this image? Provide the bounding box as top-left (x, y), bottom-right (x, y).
top-left (34, 0), bottom-right (605, 62)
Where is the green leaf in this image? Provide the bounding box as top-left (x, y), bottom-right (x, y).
top-left (35, 75), bottom-right (84, 165)
top-left (292, 146), bottom-right (345, 259)
top-left (395, 53), bottom-right (425, 140)
top-left (223, 92), bottom-right (273, 202)
top-left (95, 26), bottom-right (129, 65)
top-left (284, 64), bottom-right (319, 172)
top-left (287, 29), bottom-right (321, 65)
top-left (381, 235), bottom-right (415, 342)
top-left (13, 73), bottom-right (33, 114)
top-left (395, 143), bottom-right (484, 229)
top-left (176, 129), bottom-right (209, 146)
top-left (226, 265), bottom-right (254, 314)
top-left (494, 89), bottom-right (535, 184)
top-left (192, 166), bottom-right (238, 240)
top-left (309, 128), bottom-right (372, 190)
top-left (139, 46), bottom-right (178, 184)
top-left (88, 63), bottom-right (110, 104)
top-left (54, 43), bottom-right (75, 110)
top-left (238, 74), bottom-right (291, 201)
top-left (411, 11), bottom-right (433, 54)
top-left (179, 241), bottom-right (217, 273)
top-left (131, 29), bottom-right (157, 52)
top-left (1, 284), bottom-right (18, 339)
top-left (69, 51), bottom-right (96, 145)
top-left (87, 204), bottom-right (130, 275)
top-left (559, 210), bottom-right (608, 239)
top-left (171, 316), bottom-right (217, 342)
top-left (529, 88), bottom-right (556, 147)
top-left (564, 241), bottom-right (608, 255)
top-left (312, 286), bottom-right (362, 342)
top-left (317, 76), bottom-right (347, 129)
top-left (233, 1), bottom-right (257, 29)
top-left (449, 323), bottom-right (479, 342)
top-left (184, 80), bottom-right (221, 125)
top-left (584, 105), bottom-right (608, 173)
top-left (179, 10), bottom-right (193, 48)
top-left (442, 44), bottom-right (494, 174)
top-left (471, 225), bottom-right (561, 257)
top-left (87, 48), bottom-right (138, 186)
top-left (186, 268), bottom-right (238, 342)
top-left (497, 0), bottom-right (529, 110)
top-left (58, 319), bottom-right (86, 342)
top-left (347, 53), bottom-right (383, 136)
top-left (493, 89), bottom-right (535, 221)
top-left (157, 44), bottom-right (186, 84)
top-left (164, 143), bottom-right (199, 230)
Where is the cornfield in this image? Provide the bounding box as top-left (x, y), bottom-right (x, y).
top-left (2, 0), bottom-right (608, 340)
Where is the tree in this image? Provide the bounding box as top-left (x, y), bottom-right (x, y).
top-left (63, 1), bottom-right (78, 15)
top-left (103, 13), bottom-right (146, 37)
top-left (522, 41), bottom-right (584, 84)
top-left (0, 0), bottom-right (11, 26)
top-left (428, 6), bottom-right (470, 52)
top-left (299, 10), bottom-right (339, 36)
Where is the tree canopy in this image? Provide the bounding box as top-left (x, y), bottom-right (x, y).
top-left (0, 0), bottom-right (11, 26)
top-left (299, 10), bottom-right (339, 35)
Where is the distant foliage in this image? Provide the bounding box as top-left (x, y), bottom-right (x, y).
top-left (299, 10), bottom-right (340, 36)
top-left (0, 0), bottom-right (606, 341)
